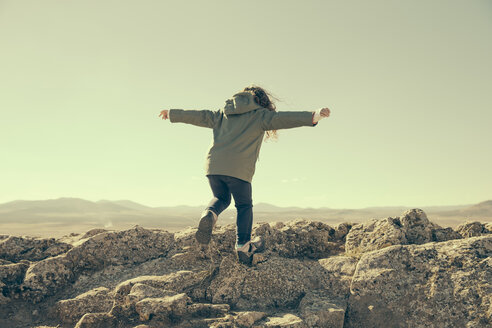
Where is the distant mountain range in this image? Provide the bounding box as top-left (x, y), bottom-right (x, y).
top-left (0, 198), bottom-right (491, 238)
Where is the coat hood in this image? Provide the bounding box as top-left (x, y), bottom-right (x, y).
top-left (222, 91), bottom-right (263, 115)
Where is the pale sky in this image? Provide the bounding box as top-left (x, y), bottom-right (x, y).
top-left (1, 0), bottom-right (491, 208)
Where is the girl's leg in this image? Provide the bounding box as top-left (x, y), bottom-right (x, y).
top-left (225, 176), bottom-right (253, 245)
top-left (196, 175), bottom-right (232, 244)
top-left (206, 175), bottom-right (232, 215)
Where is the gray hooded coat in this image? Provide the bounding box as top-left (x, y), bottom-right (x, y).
top-left (169, 91), bottom-right (317, 183)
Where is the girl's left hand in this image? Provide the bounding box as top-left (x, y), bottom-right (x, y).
top-left (320, 107), bottom-right (331, 117)
top-left (159, 110), bottom-right (169, 120)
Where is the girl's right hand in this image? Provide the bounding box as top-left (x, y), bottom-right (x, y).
top-left (159, 110), bottom-right (169, 120)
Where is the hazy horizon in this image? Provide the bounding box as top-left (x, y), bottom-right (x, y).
top-left (1, 196), bottom-right (490, 238)
top-left (1, 0), bottom-right (491, 209)
top-left (0, 196), bottom-right (487, 210)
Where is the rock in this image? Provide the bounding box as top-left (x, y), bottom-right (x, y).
top-left (3, 214), bottom-right (491, 328)
top-left (113, 270), bottom-right (211, 303)
top-left (318, 255), bottom-right (358, 276)
top-left (345, 209), bottom-right (461, 255)
top-left (399, 208), bottom-right (434, 244)
top-left (253, 220), bottom-right (344, 259)
top-left (257, 313), bottom-right (306, 328)
top-left (109, 282), bottom-right (177, 320)
top-left (431, 225), bottom-right (462, 242)
top-left (334, 222), bottom-right (353, 242)
top-left (252, 252), bottom-right (267, 265)
top-left (209, 254), bottom-right (349, 311)
top-left (20, 226), bottom-right (175, 302)
top-left (0, 261), bottom-right (29, 300)
top-left (205, 314), bottom-right (236, 328)
top-left (186, 302), bottom-right (230, 318)
top-left (0, 293), bottom-right (9, 305)
top-left (81, 228), bottom-right (108, 239)
top-left (66, 226), bottom-right (174, 269)
top-left (0, 236), bottom-right (71, 262)
top-left (456, 221), bottom-right (491, 238)
top-left (210, 225), bottom-right (238, 253)
top-left (298, 292), bottom-right (346, 328)
top-left (56, 286), bottom-right (113, 323)
top-left (22, 254), bottom-right (75, 302)
top-left (345, 235), bottom-right (492, 328)
top-left (345, 216), bottom-right (407, 255)
top-left (126, 283), bottom-right (176, 304)
top-left (208, 254), bottom-right (246, 306)
top-left (110, 270), bottom-right (211, 319)
top-left (74, 312), bottom-right (117, 328)
top-left (234, 311), bottom-right (267, 327)
top-left (134, 293), bottom-right (191, 321)
top-left (318, 256), bottom-right (358, 297)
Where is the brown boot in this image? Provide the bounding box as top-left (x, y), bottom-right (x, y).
top-left (195, 210), bottom-right (218, 245)
top-left (236, 236), bottom-right (264, 265)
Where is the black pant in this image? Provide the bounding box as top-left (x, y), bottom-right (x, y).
top-left (205, 174), bottom-right (253, 244)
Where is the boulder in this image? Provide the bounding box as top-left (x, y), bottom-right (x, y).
top-left (234, 311), bottom-right (267, 327)
top-left (126, 283), bottom-right (176, 304)
top-left (298, 291), bottom-right (346, 328)
top-left (55, 287), bottom-right (113, 323)
top-left (22, 254), bottom-right (75, 302)
top-left (81, 228), bottom-right (108, 239)
top-left (0, 261), bottom-right (29, 302)
top-left (20, 226), bottom-right (175, 302)
top-left (345, 216), bottom-right (407, 255)
top-left (317, 255), bottom-right (358, 300)
top-left (253, 220), bottom-right (344, 259)
top-left (456, 221), bottom-right (491, 238)
top-left (0, 236), bottom-right (71, 262)
top-left (345, 235), bottom-right (492, 328)
top-left (135, 293), bottom-right (191, 321)
top-left (74, 312), bottom-right (117, 328)
top-left (345, 209), bottom-right (462, 255)
top-left (66, 226), bottom-right (174, 269)
top-left (110, 270), bottom-right (212, 319)
top-left (3, 213), bottom-right (491, 328)
top-left (431, 225), bottom-right (462, 242)
top-left (185, 302), bottom-right (230, 318)
top-left (208, 253), bottom-right (351, 311)
top-left (257, 313), bottom-right (306, 328)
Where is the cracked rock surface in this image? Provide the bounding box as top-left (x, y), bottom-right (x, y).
top-left (0, 209), bottom-right (490, 327)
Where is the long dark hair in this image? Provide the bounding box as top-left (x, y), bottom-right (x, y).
top-left (242, 84), bottom-right (279, 141)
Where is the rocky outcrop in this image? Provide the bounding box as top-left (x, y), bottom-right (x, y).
top-left (345, 235), bottom-right (491, 328)
top-left (456, 221), bottom-right (492, 238)
top-left (0, 261), bottom-right (30, 304)
top-left (21, 226), bottom-right (175, 302)
top-left (253, 220), bottom-right (349, 259)
top-left (0, 209), bottom-right (490, 328)
top-left (345, 209), bottom-right (462, 255)
top-left (0, 236), bottom-right (72, 262)
top-left (55, 287), bottom-right (114, 323)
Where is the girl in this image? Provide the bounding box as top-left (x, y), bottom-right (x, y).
top-left (159, 85), bottom-right (330, 263)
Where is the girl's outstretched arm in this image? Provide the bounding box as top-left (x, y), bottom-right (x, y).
top-left (159, 109), bottom-right (220, 129)
top-left (260, 107), bottom-right (330, 131)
